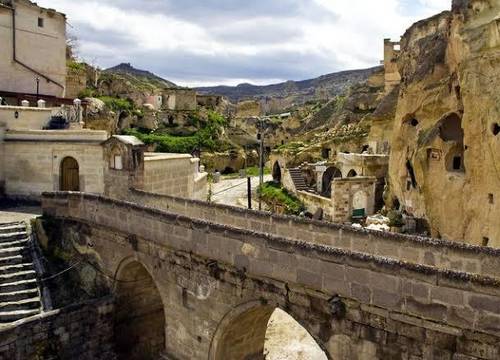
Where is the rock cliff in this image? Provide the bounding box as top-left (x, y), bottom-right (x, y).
top-left (386, 0), bottom-right (500, 246)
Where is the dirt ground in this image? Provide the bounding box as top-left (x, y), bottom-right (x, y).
top-left (264, 309), bottom-right (327, 360)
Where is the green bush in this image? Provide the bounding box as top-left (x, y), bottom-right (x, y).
top-left (123, 110), bottom-right (229, 154)
top-left (98, 96), bottom-right (134, 113)
top-left (257, 181), bottom-right (304, 215)
top-left (78, 88), bottom-right (95, 98)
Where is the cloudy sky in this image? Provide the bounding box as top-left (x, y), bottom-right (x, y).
top-left (38, 0), bottom-right (450, 87)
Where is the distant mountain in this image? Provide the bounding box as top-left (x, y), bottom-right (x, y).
top-left (196, 67), bottom-right (382, 103)
top-left (105, 63), bottom-right (177, 89)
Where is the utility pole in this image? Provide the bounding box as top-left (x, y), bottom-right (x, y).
top-left (35, 76), bottom-right (40, 100)
top-left (247, 177), bottom-right (252, 209)
top-left (258, 118), bottom-right (265, 211)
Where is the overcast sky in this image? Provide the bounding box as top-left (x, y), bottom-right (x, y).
top-left (38, 0), bottom-right (450, 87)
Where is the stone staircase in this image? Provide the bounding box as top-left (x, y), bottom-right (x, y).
top-left (288, 168), bottom-right (310, 191)
top-left (0, 222), bottom-right (43, 325)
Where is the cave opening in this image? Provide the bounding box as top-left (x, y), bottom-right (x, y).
top-left (406, 160), bottom-right (417, 189)
top-left (492, 123), bottom-right (500, 136)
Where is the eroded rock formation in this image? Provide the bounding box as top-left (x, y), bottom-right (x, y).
top-left (387, 0), bottom-right (500, 246)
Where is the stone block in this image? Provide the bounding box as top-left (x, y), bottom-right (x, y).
top-left (297, 269), bottom-right (322, 289)
top-left (372, 289), bottom-right (403, 310)
top-left (406, 297), bottom-right (448, 323)
top-left (351, 283), bottom-right (372, 303)
top-left (431, 286), bottom-right (465, 306)
top-left (468, 294), bottom-right (500, 314)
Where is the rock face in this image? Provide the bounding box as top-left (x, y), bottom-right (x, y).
top-left (387, 0), bottom-right (500, 246)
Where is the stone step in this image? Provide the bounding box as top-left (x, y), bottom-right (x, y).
top-left (0, 224), bottom-right (26, 235)
top-left (0, 270), bottom-right (37, 283)
top-left (0, 289), bottom-right (39, 303)
top-left (0, 263), bottom-right (35, 275)
top-left (0, 232), bottom-right (28, 242)
top-left (0, 278), bottom-right (38, 293)
top-left (0, 246), bottom-right (26, 258)
top-left (0, 297), bottom-right (41, 312)
top-left (0, 238), bottom-right (30, 250)
top-left (0, 309), bottom-right (40, 323)
top-left (0, 255), bottom-right (24, 266)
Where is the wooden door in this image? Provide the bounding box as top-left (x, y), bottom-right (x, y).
top-left (60, 157), bottom-right (80, 191)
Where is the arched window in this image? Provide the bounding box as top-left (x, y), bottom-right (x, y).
top-left (347, 169), bottom-right (358, 177)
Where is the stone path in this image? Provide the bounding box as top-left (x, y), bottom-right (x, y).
top-left (0, 206), bottom-right (41, 225)
top-left (211, 175), bottom-right (272, 207)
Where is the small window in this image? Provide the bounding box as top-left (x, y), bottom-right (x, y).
top-left (38, 17), bottom-right (44, 27)
top-left (453, 156), bottom-right (462, 170)
top-left (113, 155), bottom-right (123, 170)
top-left (488, 193), bottom-right (494, 204)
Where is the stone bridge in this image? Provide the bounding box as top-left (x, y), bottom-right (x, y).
top-left (40, 192), bottom-right (500, 360)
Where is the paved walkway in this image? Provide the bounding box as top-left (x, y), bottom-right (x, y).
top-left (211, 175), bottom-right (272, 208)
top-left (0, 206), bottom-right (41, 225)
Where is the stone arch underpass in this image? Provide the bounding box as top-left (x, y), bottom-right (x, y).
top-left (41, 192), bottom-right (500, 360)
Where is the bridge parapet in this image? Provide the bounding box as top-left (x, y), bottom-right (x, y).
top-left (41, 191), bottom-right (500, 344)
top-left (127, 188), bottom-right (500, 280)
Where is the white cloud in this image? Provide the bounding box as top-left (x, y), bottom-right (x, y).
top-left (37, 0), bottom-right (450, 87)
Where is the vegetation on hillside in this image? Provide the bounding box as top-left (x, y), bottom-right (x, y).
top-left (124, 110), bottom-right (231, 153)
top-left (257, 181), bottom-right (305, 215)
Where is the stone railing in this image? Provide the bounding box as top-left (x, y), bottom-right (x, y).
top-left (41, 192), bottom-right (500, 339)
top-left (126, 188), bottom-right (500, 280)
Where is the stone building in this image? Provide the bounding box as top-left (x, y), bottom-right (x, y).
top-left (270, 152), bottom-right (386, 222)
top-left (0, 0), bottom-right (67, 97)
top-left (0, 102), bottom-right (208, 200)
top-left (383, 38), bottom-right (401, 94)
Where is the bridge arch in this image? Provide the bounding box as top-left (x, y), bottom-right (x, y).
top-left (209, 301), bottom-right (329, 360)
top-left (113, 258), bottom-right (166, 360)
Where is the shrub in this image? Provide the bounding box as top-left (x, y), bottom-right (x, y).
top-left (98, 96), bottom-right (134, 113)
top-left (257, 181), bottom-right (305, 215)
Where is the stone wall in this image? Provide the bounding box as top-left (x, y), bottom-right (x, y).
top-left (0, 1), bottom-right (66, 97)
top-left (3, 131), bottom-right (106, 198)
top-left (142, 153), bottom-right (207, 199)
top-left (40, 192), bottom-right (500, 359)
top-left (0, 297), bottom-right (116, 360)
top-left (163, 89), bottom-right (197, 111)
top-left (126, 188), bottom-right (500, 279)
top-left (0, 106), bottom-right (52, 130)
top-left (65, 72), bottom-right (86, 99)
top-left (297, 190), bottom-right (334, 219)
top-left (331, 177), bottom-right (377, 222)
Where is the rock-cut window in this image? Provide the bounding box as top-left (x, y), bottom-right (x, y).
top-left (38, 17), bottom-right (44, 27)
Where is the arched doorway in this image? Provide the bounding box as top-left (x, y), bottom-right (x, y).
top-left (272, 161), bottom-right (282, 184)
top-left (321, 167), bottom-right (342, 197)
top-left (352, 190), bottom-right (368, 219)
top-left (60, 157), bottom-right (80, 191)
top-left (114, 260), bottom-right (165, 360)
top-left (211, 304), bottom-right (327, 360)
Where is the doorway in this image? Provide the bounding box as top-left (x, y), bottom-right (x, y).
top-left (60, 157), bottom-right (80, 191)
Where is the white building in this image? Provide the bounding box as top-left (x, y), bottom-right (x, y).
top-left (0, 0), bottom-right (67, 97)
